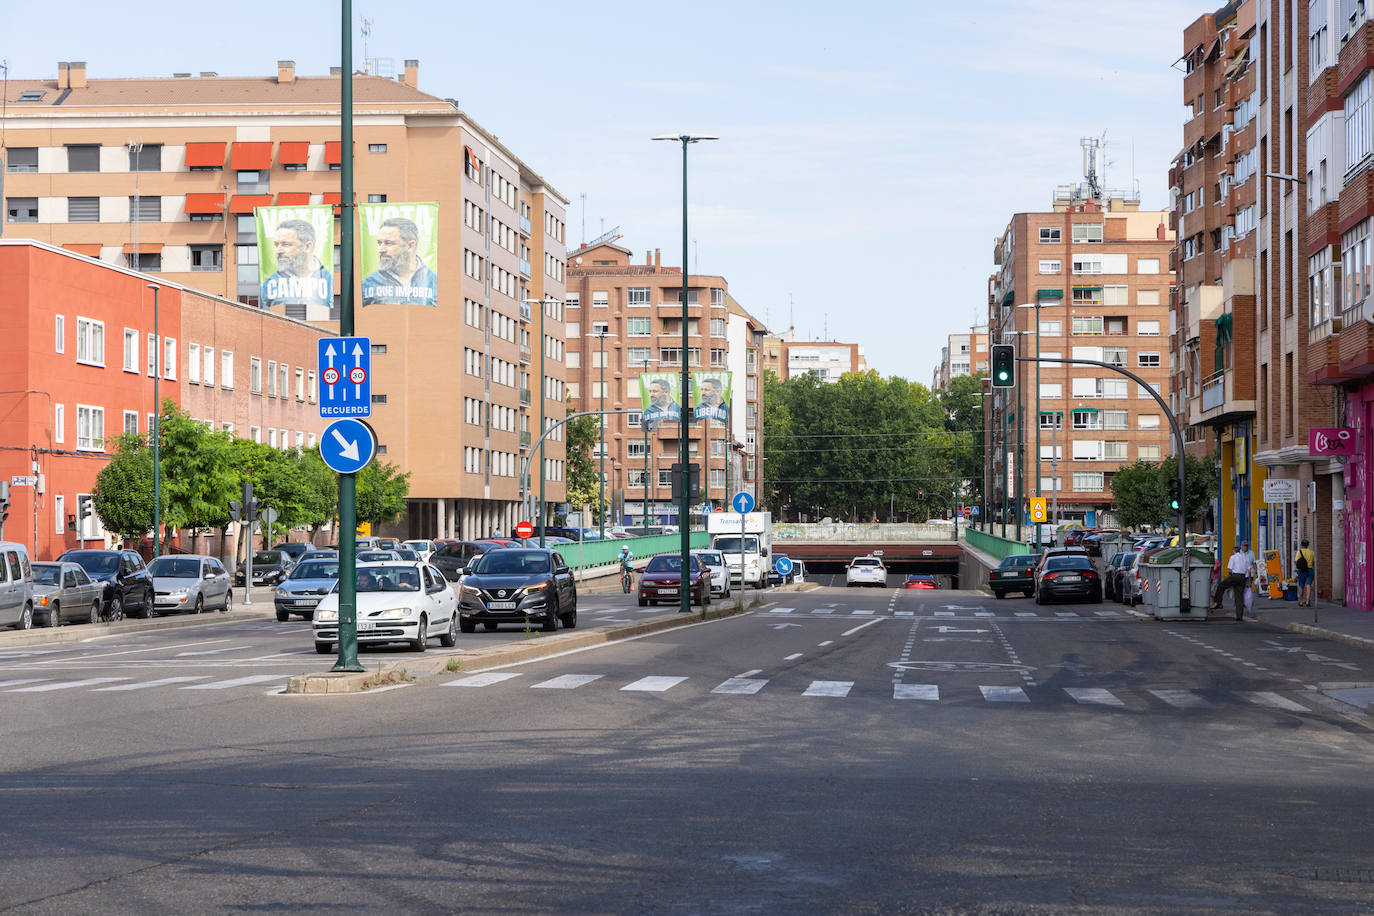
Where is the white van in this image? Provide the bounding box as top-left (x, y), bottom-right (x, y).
top-left (0, 542), bottom-right (35, 630)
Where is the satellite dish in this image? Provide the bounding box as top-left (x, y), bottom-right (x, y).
top-left (576, 257), bottom-right (583, 264)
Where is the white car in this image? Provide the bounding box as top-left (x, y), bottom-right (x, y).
top-left (846, 556), bottom-right (887, 588)
top-left (691, 549), bottom-right (732, 598)
top-left (312, 562), bottom-right (459, 655)
top-left (402, 540), bottom-right (436, 562)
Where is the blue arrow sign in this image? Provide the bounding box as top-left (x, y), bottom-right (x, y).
top-left (319, 336), bottom-right (371, 418)
top-left (774, 555), bottom-right (793, 576)
top-left (320, 418), bottom-right (376, 474)
top-left (732, 491), bottom-right (755, 514)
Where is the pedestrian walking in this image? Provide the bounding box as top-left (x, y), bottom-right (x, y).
top-left (1212, 540), bottom-right (1254, 620)
top-left (1294, 539), bottom-right (1316, 607)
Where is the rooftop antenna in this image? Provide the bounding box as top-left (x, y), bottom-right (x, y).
top-left (361, 17), bottom-right (373, 73)
top-left (693, 239), bottom-right (698, 273)
top-left (1081, 136), bottom-right (1103, 201)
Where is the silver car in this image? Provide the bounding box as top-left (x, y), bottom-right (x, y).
top-left (31, 561), bottom-right (104, 627)
top-left (149, 555), bottom-right (232, 615)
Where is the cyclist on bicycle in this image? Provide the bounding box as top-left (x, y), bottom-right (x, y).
top-left (619, 545), bottom-right (635, 591)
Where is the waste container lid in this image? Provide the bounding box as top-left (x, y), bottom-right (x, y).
top-left (1145, 546), bottom-right (1214, 565)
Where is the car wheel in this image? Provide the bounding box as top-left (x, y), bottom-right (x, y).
top-left (560, 605), bottom-right (577, 629)
top-left (459, 616), bottom-right (476, 634)
top-left (1091, 588), bottom-right (1102, 603)
top-left (107, 593), bottom-right (123, 623)
top-left (439, 612), bottom-right (458, 648)
top-left (88, 602), bottom-right (100, 625)
top-left (1034, 589), bottom-right (1044, 606)
top-left (314, 641), bottom-right (332, 655)
top-left (541, 600), bottom-right (558, 632)
top-left (193, 595), bottom-right (203, 615)
top-left (19, 604), bottom-right (33, 630)
top-left (410, 615), bottom-right (428, 651)
top-left (276, 608), bottom-right (290, 622)
top-left (47, 601), bottom-right (61, 627)
top-left (140, 592), bottom-right (155, 619)
top-left (993, 590), bottom-right (1004, 599)
top-left (223, 590), bottom-right (233, 614)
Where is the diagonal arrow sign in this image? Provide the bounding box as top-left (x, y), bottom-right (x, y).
top-left (331, 426), bottom-right (360, 461)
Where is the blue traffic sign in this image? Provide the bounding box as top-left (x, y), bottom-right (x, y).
top-left (774, 555), bottom-right (794, 576)
top-left (319, 336), bottom-right (371, 418)
top-left (320, 419), bottom-right (376, 474)
top-left (732, 491), bottom-right (755, 514)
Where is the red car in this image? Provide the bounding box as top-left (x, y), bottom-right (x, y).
top-left (638, 553), bottom-right (711, 607)
top-left (903, 575), bottom-right (938, 589)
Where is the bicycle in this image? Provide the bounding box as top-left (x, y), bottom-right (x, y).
top-left (621, 565), bottom-right (634, 593)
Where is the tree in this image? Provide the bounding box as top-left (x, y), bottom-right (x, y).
top-left (356, 459), bottom-right (410, 527)
top-left (156, 400), bottom-right (237, 552)
top-left (92, 433), bottom-right (165, 541)
top-left (564, 408), bottom-right (601, 521)
top-left (1109, 453), bottom-right (1216, 530)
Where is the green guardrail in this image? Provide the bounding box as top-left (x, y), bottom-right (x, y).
top-left (556, 532), bottom-right (709, 571)
top-left (964, 527), bottom-right (1026, 562)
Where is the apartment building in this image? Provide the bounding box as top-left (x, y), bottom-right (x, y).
top-left (0, 240), bottom-right (327, 559)
top-left (564, 243), bottom-right (765, 525)
top-left (0, 60), bottom-right (568, 540)
top-left (986, 156), bottom-right (1176, 528)
top-left (932, 325), bottom-right (989, 391)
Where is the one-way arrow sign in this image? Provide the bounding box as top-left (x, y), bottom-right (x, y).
top-left (319, 418), bottom-right (376, 474)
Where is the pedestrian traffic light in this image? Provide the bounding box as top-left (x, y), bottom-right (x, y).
top-left (1167, 477), bottom-right (1182, 511)
top-left (78, 495), bottom-right (93, 521)
top-left (991, 344), bottom-right (1015, 388)
top-left (229, 500), bottom-right (242, 522)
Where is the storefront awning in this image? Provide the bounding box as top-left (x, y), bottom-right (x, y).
top-left (324, 141), bottom-right (341, 166)
top-left (1037, 288), bottom-right (1063, 300)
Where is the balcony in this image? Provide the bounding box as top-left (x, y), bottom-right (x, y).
top-left (520, 300), bottom-right (532, 321)
top-left (1337, 314), bottom-right (1374, 377)
top-left (520, 344), bottom-right (531, 364)
top-left (519, 388), bottom-right (531, 406)
top-left (1200, 371), bottom-right (1225, 412)
top-left (520, 431), bottom-right (531, 449)
top-left (519, 258), bottom-right (532, 279)
top-left (519, 214), bottom-right (532, 236)
top-left (1189, 363), bottom-right (1257, 427)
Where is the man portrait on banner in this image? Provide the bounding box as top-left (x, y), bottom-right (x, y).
top-left (362, 216), bottom-right (439, 306)
top-left (261, 219), bottom-right (332, 311)
top-left (641, 377), bottom-right (681, 426)
top-left (693, 375), bottom-right (730, 423)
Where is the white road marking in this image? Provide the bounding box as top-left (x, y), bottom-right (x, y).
top-left (736, 669), bottom-right (763, 678)
top-left (851, 610), bottom-right (875, 616)
top-left (818, 640), bottom-right (834, 646)
top-left (1149, 689), bottom-right (1210, 708)
top-left (974, 611), bottom-right (995, 617)
top-left (622, 676), bottom-right (687, 692)
top-left (802, 680), bottom-right (853, 697)
top-left (175, 646), bottom-right (253, 657)
top-left (1015, 612), bottom-right (1038, 617)
top-left (0, 678), bottom-right (47, 688)
top-left (39, 639), bottom-right (234, 663)
top-left (712, 678), bottom-right (767, 695)
top-left (894, 684), bottom-right (939, 700)
top-left (181, 674), bottom-right (293, 690)
top-left (1094, 611), bottom-right (1120, 617)
top-left (1065, 687), bottom-right (1125, 707)
top-left (935, 611), bottom-right (954, 617)
top-left (93, 676), bottom-right (211, 691)
top-left (841, 618), bottom-right (884, 637)
top-left (894, 611), bottom-right (914, 616)
top-left (444, 672), bottom-right (523, 687)
top-left (532, 674), bottom-right (602, 689)
top-left (813, 609), bottom-right (833, 615)
top-left (1243, 691), bottom-right (1309, 711)
top-left (10, 677), bottom-right (129, 692)
top-left (981, 685), bottom-right (1029, 703)
top-left (784, 653), bottom-right (804, 660)
top-left (769, 608), bottom-right (794, 614)
top-left (1055, 612), bottom-right (1080, 618)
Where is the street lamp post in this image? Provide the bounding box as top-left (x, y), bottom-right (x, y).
top-left (148, 283), bottom-right (161, 558)
top-left (654, 132), bottom-right (717, 615)
top-left (1018, 301), bottom-right (1043, 550)
top-left (523, 296), bottom-right (563, 548)
top-left (598, 326), bottom-right (613, 540)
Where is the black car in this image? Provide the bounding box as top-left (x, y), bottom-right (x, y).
top-left (56, 548), bottom-right (155, 620)
top-left (271, 542), bottom-right (312, 564)
top-left (457, 548), bottom-right (577, 632)
top-left (1034, 556), bottom-right (1102, 604)
top-left (430, 540), bottom-right (503, 582)
top-left (989, 553), bottom-right (1037, 599)
top-left (235, 550), bottom-right (293, 587)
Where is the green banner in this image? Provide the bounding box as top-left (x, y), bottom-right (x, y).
top-left (358, 202), bottom-right (439, 306)
top-left (692, 370), bottom-right (732, 423)
top-left (256, 205), bottom-right (335, 312)
top-left (638, 371), bottom-right (681, 427)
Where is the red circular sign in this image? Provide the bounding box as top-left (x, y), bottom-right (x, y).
top-left (322, 367), bottom-right (340, 386)
top-left (514, 521), bottom-right (535, 539)
top-left (349, 366), bottom-right (368, 385)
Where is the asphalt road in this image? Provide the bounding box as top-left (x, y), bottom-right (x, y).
top-left (5, 583), bottom-right (1374, 913)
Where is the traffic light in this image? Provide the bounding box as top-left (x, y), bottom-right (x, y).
top-left (1167, 476), bottom-right (1182, 511)
top-left (229, 500), bottom-right (242, 522)
top-left (78, 495), bottom-right (93, 521)
top-left (991, 344), bottom-right (1016, 388)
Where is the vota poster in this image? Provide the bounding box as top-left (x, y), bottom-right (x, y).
top-left (358, 202), bottom-right (439, 306)
top-left (256, 205), bottom-right (335, 311)
top-left (638, 371), bottom-right (682, 427)
top-left (692, 370), bottom-right (732, 423)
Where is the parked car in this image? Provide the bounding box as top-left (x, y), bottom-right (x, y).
top-left (57, 548), bottom-right (153, 620)
top-left (988, 554), bottom-right (1037, 599)
top-left (312, 562), bottom-right (459, 654)
top-left (393, 548), bottom-right (422, 562)
top-left (1035, 555), bottom-right (1102, 604)
top-left (1120, 551), bottom-right (1153, 606)
top-left (1104, 551), bottom-right (1138, 602)
top-left (430, 540), bottom-right (504, 582)
top-left (903, 574), bottom-right (938, 589)
top-left (638, 553), bottom-right (711, 607)
top-left (299, 548), bottom-right (338, 562)
top-left (457, 548), bottom-right (578, 633)
top-left (149, 555), bottom-right (232, 615)
top-left (235, 550), bottom-right (293, 588)
top-left (693, 549), bottom-right (732, 597)
top-left (30, 560), bottom-right (103, 627)
top-left (1032, 546), bottom-right (1091, 579)
top-left (375, 538), bottom-right (401, 551)
top-left (356, 549), bottom-right (402, 563)
top-left (402, 540), bottom-right (436, 562)
top-left (845, 555), bottom-right (888, 587)
top-left (0, 542), bottom-right (36, 630)
top-left (271, 542), bottom-right (312, 565)
top-left (274, 556), bottom-right (341, 621)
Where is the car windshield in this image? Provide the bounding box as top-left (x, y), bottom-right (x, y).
top-left (1000, 555), bottom-right (1036, 569)
top-left (472, 550), bottom-right (551, 575)
top-left (31, 564), bottom-right (61, 585)
top-left (646, 555), bottom-right (698, 574)
top-left (356, 551), bottom-right (396, 562)
top-left (713, 536), bottom-right (757, 552)
top-left (1046, 557), bottom-right (1092, 570)
top-left (292, 561), bottom-right (340, 580)
top-left (852, 559), bottom-right (881, 567)
top-left (253, 551), bottom-right (281, 565)
top-left (696, 553), bottom-right (723, 567)
top-left (149, 557), bottom-right (202, 578)
top-left (68, 553), bottom-right (119, 575)
top-left (354, 566), bottom-right (421, 592)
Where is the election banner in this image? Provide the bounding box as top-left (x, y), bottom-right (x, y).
top-left (358, 202), bottom-right (439, 306)
top-left (638, 372), bottom-right (682, 427)
top-left (256, 205), bottom-right (335, 314)
top-left (691, 370), bottom-right (732, 423)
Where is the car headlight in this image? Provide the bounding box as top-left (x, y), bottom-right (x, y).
top-left (315, 609), bottom-right (338, 623)
top-left (275, 587), bottom-right (291, 598)
top-left (460, 585), bottom-right (483, 603)
top-left (374, 607), bottom-right (410, 620)
top-left (169, 589), bottom-right (189, 599)
top-left (522, 582), bottom-right (548, 595)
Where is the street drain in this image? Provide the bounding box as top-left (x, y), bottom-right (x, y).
top-left (1292, 867), bottom-right (1374, 884)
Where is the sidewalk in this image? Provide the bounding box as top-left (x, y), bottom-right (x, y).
top-left (1242, 593), bottom-right (1374, 652)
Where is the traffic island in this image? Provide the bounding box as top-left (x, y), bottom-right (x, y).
top-left (283, 600), bottom-right (752, 694)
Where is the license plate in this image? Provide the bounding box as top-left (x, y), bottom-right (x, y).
top-left (295, 599), bottom-right (317, 606)
top-left (358, 621), bottom-right (377, 631)
top-left (659, 588), bottom-right (678, 595)
top-left (1061, 574), bottom-right (1080, 582)
top-left (488, 601), bottom-right (517, 610)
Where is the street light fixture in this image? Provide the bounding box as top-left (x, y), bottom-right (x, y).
top-left (653, 132), bottom-right (717, 615)
top-left (523, 296), bottom-right (561, 547)
top-left (148, 283), bottom-right (161, 559)
top-left (1017, 301), bottom-right (1044, 550)
top-left (597, 325), bottom-right (617, 540)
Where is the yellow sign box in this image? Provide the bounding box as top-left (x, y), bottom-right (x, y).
top-left (356, 522), bottom-right (372, 537)
top-left (1028, 497), bottom-right (1048, 523)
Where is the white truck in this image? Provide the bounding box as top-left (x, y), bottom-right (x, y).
top-left (706, 511), bottom-right (772, 589)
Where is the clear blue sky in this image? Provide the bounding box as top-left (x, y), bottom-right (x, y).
top-left (4, 0), bottom-right (1202, 382)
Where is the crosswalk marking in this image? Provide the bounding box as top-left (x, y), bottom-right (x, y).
top-left (1015, 612), bottom-right (1038, 617)
top-left (813, 609), bottom-right (833, 615)
top-left (935, 611), bottom-right (954, 617)
top-left (803, 680), bottom-right (853, 697)
top-left (1055, 612), bottom-right (1080, 618)
top-left (622, 676), bottom-right (687, 692)
top-left (769, 608), bottom-right (795, 614)
top-left (181, 674), bottom-right (291, 690)
top-left (1149, 689), bottom-right (1210, 708)
top-left (974, 611), bottom-right (995, 617)
top-left (712, 678), bottom-right (767, 695)
top-left (9, 677), bottom-right (129, 692)
top-left (1065, 687), bottom-right (1125, 707)
top-left (980, 685), bottom-right (1029, 703)
top-left (532, 674), bottom-right (602, 690)
top-left (1094, 611), bottom-right (1120, 617)
top-left (93, 676), bottom-right (211, 691)
top-left (894, 611), bottom-right (914, 616)
top-left (445, 672), bottom-right (522, 687)
top-left (852, 610), bottom-right (875, 616)
top-left (1243, 691), bottom-right (1309, 712)
top-left (894, 684), bottom-right (939, 701)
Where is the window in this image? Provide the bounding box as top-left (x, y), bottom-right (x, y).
top-left (367, 193), bottom-right (386, 203)
top-left (1347, 72), bottom-right (1373, 173)
top-left (1136, 320), bottom-right (1161, 336)
top-left (76, 318), bottom-right (104, 367)
top-left (1072, 440), bottom-right (1102, 461)
top-left (1138, 445), bottom-right (1162, 460)
top-left (1311, 248), bottom-right (1336, 325)
top-left (368, 143), bottom-right (387, 154)
top-left (1039, 259), bottom-right (1061, 274)
top-left (162, 338), bottom-right (176, 380)
top-left (1039, 319), bottom-right (1062, 337)
top-left (1137, 258), bottom-right (1160, 274)
top-left (221, 351), bottom-right (234, 389)
top-left (1073, 256), bottom-right (1103, 274)
top-left (1073, 472), bottom-right (1105, 491)
top-left (1137, 414), bottom-right (1161, 430)
top-left (1072, 287), bottom-right (1103, 306)
top-left (187, 343), bottom-right (200, 384)
top-left (278, 363), bottom-right (289, 397)
top-left (250, 358), bottom-right (263, 393)
top-left (1343, 219), bottom-right (1371, 311)
top-left (123, 410), bottom-right (139, 434)
top-left (710, 317), bottom-right (726, 337)
top-left (123, 329), bottom-right (138, 372)
top-left (55, 315), bottom-right (64, 354)
top-left (6, 197), bottom-right (38, 222)
top-left (1102, 346), bottom-right (1127, 366)
top-left (1072, 316), bottom-right (1103, 335)
top-left (627, 347), bottom-right (652, 367)
top-left (1072, 223), bottom-right (1103, 243)
top-left (54, 404), bottom-right (64, 444)
top-left (1039, 227), bottom-right (1061, 243)
top-left (1137, 289), bottom-right (1161, 306)
top-left (1104, 410), bottom-right (1128, 430)
top-left (5, 148), bottom-right (37, 172)
top-left (592, 291), bottom-right (610, 308)
top-left (67, 145), bottom-right (100, 172)
top-left (126, 251), bottom-right (161, 272)
top-left (627, 317), bottom-right (652, 336)
top-left (68, 197), bottom-right (99, 222)
top-left (202, 348), bottom-right (215, 386)
top-left (128, 144), bottom-right (161, 171)
top-left (1039, 445), bottom-right (1063, 459)
top-left (628, 287), bottom-right (651, 307)
top-left (296, 368), bottom-right (305, 400)
top-left (1137, 351), bottom-right (1161, 367)
top-left (1039, 383), bottom-right (1062, 399)
top-left (76, 405), bottom-right (104, 451)
top-left (307, 370), bottom-right (316, 402)
top-left (190, 245), bottom-right (222, 271)
top-left (1039, 412), bottom-right (1062, 429)
top-left (147, 333), bottom-right (157, 376)
top-left (1072, 410), bottom-right (1102, 429)
top-left (129, 196), bottom-right (161, 222)
top-left (1103, 285), bottom-right (1128, 306)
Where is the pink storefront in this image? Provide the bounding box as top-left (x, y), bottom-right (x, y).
top-left (1343, 391), bottom-right (1373, 612)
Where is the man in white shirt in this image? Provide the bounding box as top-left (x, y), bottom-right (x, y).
top-left (1211, 540), bottom-right (1253, 620)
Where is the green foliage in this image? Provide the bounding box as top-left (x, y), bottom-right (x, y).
top-left (356, 459), bottom-right (410, 526)
top-left (1109, 453), bottom-right (1216, 529)
top-left (93, 433), bottom-right (165, 539)
top-left (564, 407), bottom-right (601, 515)
top-left (157, 399), bottom-right (237, 530)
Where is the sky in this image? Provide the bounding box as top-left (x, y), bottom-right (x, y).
top-left (3, 0), bottom-right (1204, 383)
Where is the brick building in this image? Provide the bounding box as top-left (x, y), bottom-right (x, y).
top-left (933, 325), bottom-right (988, 391)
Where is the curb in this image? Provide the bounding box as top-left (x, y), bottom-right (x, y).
top-left (0, 606), bottom-right (277, 648)
top-left (284, 597), bottom-right (762, 695)
top-left (1284, 621), bottom-right (1374, 652)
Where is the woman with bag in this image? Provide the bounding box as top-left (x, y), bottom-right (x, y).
top-left (1294, 539), bottom-right (1316, 607)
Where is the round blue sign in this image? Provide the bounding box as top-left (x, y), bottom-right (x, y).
top-left (732, 491), bottom-right (755, 514)
top-left (774, 555), bottom-right (793, 576)
top-left (320, 418), bottom-right (377, 474)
